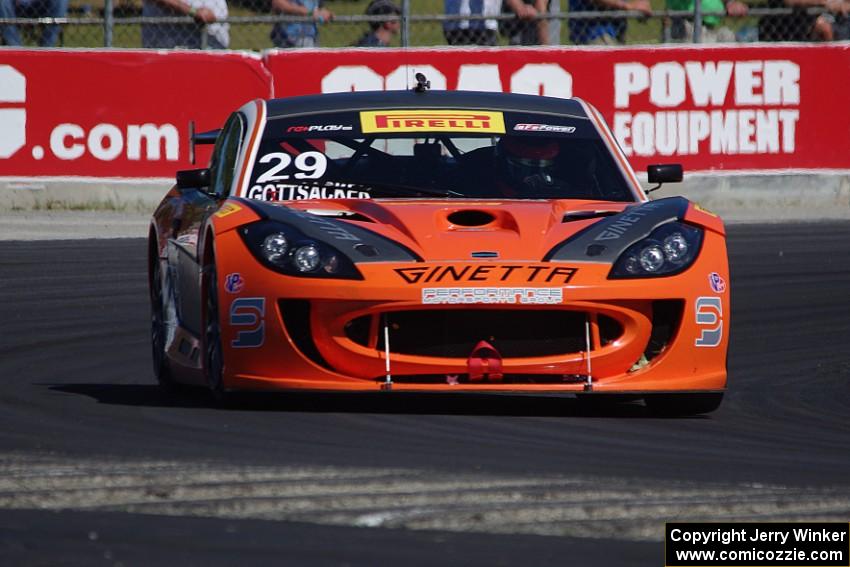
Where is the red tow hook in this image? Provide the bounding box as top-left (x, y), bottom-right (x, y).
top-left (467, 340), bottom-right (503, 381)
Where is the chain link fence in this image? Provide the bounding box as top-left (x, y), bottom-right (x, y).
top-left (1, 0), bottom-right (847, 49)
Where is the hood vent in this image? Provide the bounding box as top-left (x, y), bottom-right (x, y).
top-left (562, 210), bottom-right (618, 223)
top-left (307, 210), bottom-right (375, 223)
top-left (447, 210), bottom-right (496, 227)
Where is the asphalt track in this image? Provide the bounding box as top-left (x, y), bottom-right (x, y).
top-left (2, 222), bottom-right (850, 566)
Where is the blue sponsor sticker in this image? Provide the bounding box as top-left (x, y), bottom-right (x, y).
top-left (230, 297), bottom-right (264, 348)
top-left (224, 273), bottom-right (245, 294)
top-left (708, 272), bottom-right (726, 293)
top-left (695, 296), bottom-right (723, 348)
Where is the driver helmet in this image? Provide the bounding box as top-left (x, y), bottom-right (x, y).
top-left (496, 136), bottom-right (560, 194)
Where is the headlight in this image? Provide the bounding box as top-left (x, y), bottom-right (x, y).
top-left (293, 244), bottom-right (321, 272)
top-left (662, 232), bottom-right (689, 262)
top-left (262, 233), bottom-right (289, 265)
top-left (639, 245), bottom-right (665, 272)
top-left (240, 221), bottom-right (362, 280)
top-left (609, 222), bottom-right (702, 278)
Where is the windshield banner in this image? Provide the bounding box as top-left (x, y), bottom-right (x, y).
top-left (265, 45), bottom-right (850, 173)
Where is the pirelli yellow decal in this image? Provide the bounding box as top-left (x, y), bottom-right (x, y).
top-left (694, 203), bottom-right (718, 217)
top-left (215, 202), bottom-right (242, 218)
top-left (360, 110), bottom-right (506, 134)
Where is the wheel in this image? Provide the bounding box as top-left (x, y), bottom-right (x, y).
top-left (644, 392), bottom-right (724, 417)
top-left (150, 252), bottom-right (178, 390)
top-left (203, 259), bottom-right (226, 401)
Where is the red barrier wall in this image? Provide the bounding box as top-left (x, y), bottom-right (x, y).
top-left (0, 49), bottom-right (272, 177)
top-left (265, 45), bottom-right (850, 173)
top-left (1, 45), bottom-right (848, 178)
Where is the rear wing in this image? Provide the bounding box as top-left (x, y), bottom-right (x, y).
top-left (188, 121), bottom-right (221, 165)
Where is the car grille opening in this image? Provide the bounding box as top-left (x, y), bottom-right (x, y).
top-left (344, 315), bottom-right (372, 347)
top-left (370, 310), bottom-right (621, 358)
top-left (279, 299), bottom-right (333, 370)
top-left (645, 300), bottom-right (684, 361)
top-left (599, 316), bottom-right (622, 346)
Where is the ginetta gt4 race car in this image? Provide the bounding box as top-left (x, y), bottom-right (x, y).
top-left (148, 87), bottom-right (730, 415)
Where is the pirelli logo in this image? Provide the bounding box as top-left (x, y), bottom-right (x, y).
top-left (360, 110), bottom-right (506, 134)
top-left (215, 202), bottom-right (242, 218)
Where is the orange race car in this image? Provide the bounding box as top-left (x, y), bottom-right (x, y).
top-left (148, 83), bottom-right (730, 415)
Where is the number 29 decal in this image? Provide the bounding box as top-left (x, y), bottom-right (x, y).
top-left (694, 296), bottom-right (723, 348)
top-left (255, 151), bottom-right (327, 183)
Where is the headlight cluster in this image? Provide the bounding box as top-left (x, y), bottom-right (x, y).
top-left (241, 221), bottom-right (362, 279)
top-left (609, 222), bottom-right (703, 278)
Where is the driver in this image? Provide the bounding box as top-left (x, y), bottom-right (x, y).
top-left (495, 136), bottom-right (561, 197)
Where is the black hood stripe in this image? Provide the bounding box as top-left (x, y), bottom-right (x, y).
top-left (544, 197), bottom-right (690, 263)
top-left (232, 198), bottom-right (422, 263)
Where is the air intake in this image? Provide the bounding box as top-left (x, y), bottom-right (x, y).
top-left (447, 210), bottom-right (495, 227)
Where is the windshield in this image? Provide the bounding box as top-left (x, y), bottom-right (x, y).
top-left (244, 110), bottom-right (636, 202)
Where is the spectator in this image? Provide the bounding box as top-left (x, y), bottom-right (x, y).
top-left (568, 0), bottom-right (651, 44)
top-left (759, 0), bottom-right (849, 40)
top-left (665, 0), bottom-right (748, 42)
top-left (444, 0), bottom-right (501, 45)
top-left (141, 0), bottom-right (229, 48)
top-left (501, 0), bottom-right (549, 44)
top-left (354, 0), bottom-right (400, 46)
top-left (831, 4), bottom-right (850, 39)
top-left (0, 0), bottom-right (68, 46)
top-left (270, 0), bottom-right (333, 48)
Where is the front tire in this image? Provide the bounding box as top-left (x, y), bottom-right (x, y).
top-left (150, 252), bottom-right (178, 390)
top-left (644, 392), bottom-right (724, 417)
top-left (203, 259), bottom-right (226, 401)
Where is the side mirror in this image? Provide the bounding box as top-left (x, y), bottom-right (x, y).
top-left (647, 164), bottom-right (683, 184)
top-left (176, 168), bottom-right (210, 190)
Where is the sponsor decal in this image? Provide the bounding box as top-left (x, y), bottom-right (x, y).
top-left (513, 123), bottom-right (576, 133)
top-left (694, 203), bottom-right (718, 217)
top-left (423, 287), bottom-right (564, 305)
top-left (224, 273), bottom-right (245, 294)
top-left (594, 202), bottom-right (665, 241)
top-left (247, 182), bottom-right (370, 202)
top-left (708, 272), bottom-right (726, 293)
top-left (395, 265), bottom-right (577, 284)
top-left (230, 297), bottom-right (265, 348)
top-left (215, 202), bottom-right (242, 218)
top-left (286, 124), bottom-right (353, 133)
top-left (694, 296), bottom-right (723, 347)
top-left (360, 110), bottom-right (505, 134)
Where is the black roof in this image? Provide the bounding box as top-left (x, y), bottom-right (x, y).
top-left (265, 90), bottom-right (589, 120)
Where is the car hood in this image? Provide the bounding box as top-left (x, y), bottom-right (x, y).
top-left (244, 196), bottom-right (691, 263)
